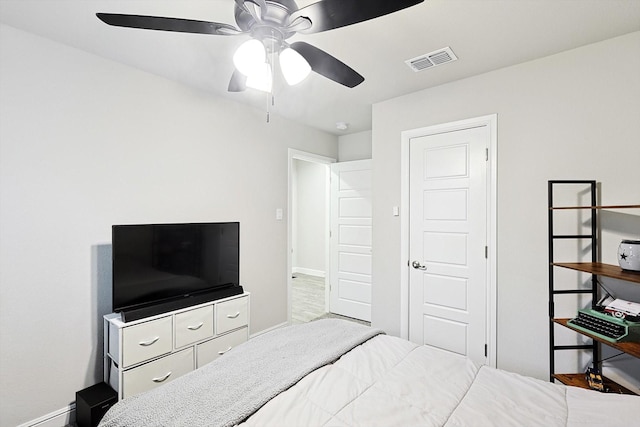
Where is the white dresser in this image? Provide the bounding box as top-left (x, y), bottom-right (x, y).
top-left (104, 293), bottom-right (250, 400)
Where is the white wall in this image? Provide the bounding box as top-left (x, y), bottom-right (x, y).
top-left (371, 32), bottom-right (640, 385)
top-left (292, 160), bottom-right (327, 276)
top-left (338, 130), bottom-right (372, 161)
top-left (0, 25), bottom-right (337, 427)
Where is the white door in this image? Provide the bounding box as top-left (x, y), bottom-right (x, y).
top-left (330, 160), bottom-right (372, 321)
top-left (409, 125), bottom-right (488, 364)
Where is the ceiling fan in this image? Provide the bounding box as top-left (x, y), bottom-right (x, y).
top-left (97, 0), bottom-right (424, 93)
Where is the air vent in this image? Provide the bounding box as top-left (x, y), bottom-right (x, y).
top-left (405, 47), bottom-right (458, 72)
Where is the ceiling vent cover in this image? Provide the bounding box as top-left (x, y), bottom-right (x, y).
top-left (406, 47), bottom-right (458, 72)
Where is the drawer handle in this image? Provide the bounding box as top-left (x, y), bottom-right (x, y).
top-left (226, 312), bottom-right (241, 319)
top-left (218, 346), bottom-right (233, 355)
top-left (187, 322), bottom-right (204, 331)
top-left (152, 372), bottom-right (172, 383)
top-left (138, 336), bottom-right (160, 347)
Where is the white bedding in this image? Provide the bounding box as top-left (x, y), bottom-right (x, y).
top-left (100, 320), bottom-right (639, 426)
top-left (241, 334), bottom-right (640, 427)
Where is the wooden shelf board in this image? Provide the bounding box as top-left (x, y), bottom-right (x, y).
top-left (550, 204), bottom-right (640, 210)
top-left (552, 262), bottom-right (640, 284)
top-left (553, 318), bottom-right (640, 358)
top-left (553, 373), bottom-right (637, 395)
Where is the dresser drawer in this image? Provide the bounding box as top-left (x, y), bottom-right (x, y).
top-left (216, 296), bottom-right (248, 334)
top-left (196, 327), bottom-right (248, 368)
top-left (175, 305), bottom-right (214, 348)
top-left (121, 316), bottom-right (173, 368)
top-left (122, 347), bottom-right (194, 398)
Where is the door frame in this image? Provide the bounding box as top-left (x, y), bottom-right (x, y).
top-left (287, 149), bottom-right (337, 325)
top-left (399, 114), bottom-right (498, 367)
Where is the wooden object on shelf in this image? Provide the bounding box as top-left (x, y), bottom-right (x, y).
top-left (553, 319), bottom-right (640, 358)
top-left (552, 373), bottom-right (637, 395)
top-left (553, 262), bottom-right (640, 284)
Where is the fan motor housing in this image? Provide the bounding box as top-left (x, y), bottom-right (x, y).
top-left (235, 0), bottom-right (298, 34)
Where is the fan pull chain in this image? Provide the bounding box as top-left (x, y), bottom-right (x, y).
top-left (266, 94), bottom-right (275, 123)
top-left (266, 92), bottom-right (270, 123)
top-left (266, 31), bottom-right (276, 124)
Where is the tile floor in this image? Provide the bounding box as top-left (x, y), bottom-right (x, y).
top-left (291, 273), bottom-right (370, 326)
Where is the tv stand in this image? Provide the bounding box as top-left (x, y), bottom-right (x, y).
top-left (120, 285), bottom-right (244, 322)
top-left (104, 292), bottom-right (250, 400)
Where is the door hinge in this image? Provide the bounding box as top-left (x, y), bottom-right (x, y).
top-left (484, 344), bottom-right (488, 357)
top-left (485, 148), bottom-right (489, 161)
top-left (485, 246), bottom-right (488, 259)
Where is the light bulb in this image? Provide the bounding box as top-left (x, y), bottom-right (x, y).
top-left (246, 62), bottom-right (273, 93)
top-left (233, 39), bottom-right (266, 77)
top-left (279, 47), bottom-right (311, 85)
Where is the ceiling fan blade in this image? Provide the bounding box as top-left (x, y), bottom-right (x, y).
top-left (96, 13), bottom-right (244, 36)
top-left (284, 16), bottom-right (313, 33)
top-left (290, 0), bottom-right (424, 34)
top-left (228, 69), bottom-right (247, 92)
top-left (290, 41), bottom-right (364, 88)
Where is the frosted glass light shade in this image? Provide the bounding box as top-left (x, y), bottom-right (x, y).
top-left (233, 39), bottom-right (266, 76)
top-left (279, 48), bottom-right (311, 85)
top-left (246, 62), bottom-right (273, 93)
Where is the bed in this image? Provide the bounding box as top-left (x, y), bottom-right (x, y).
top-left (98, 319), bottom-right (639, 427)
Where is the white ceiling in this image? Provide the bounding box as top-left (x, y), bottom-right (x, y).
top-left (2, 0), bottom-right (640, 135)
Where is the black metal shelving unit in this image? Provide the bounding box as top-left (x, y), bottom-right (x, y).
top-left (548, 180), bottom-right (599, 383)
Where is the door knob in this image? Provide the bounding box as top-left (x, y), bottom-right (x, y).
top-left (412, 260), bottom-right (427, 270)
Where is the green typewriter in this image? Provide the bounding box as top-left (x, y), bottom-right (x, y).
top-left (568, 308), bottom-right (640, 343)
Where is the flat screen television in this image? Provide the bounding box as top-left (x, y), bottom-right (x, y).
top-left (112, 222), bottom-right (243, 322)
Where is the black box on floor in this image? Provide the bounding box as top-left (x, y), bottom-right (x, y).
top-left (75, 382), bottom-right (117, 427)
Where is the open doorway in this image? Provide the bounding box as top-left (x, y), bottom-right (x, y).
top-left (287, 149), bottom-right (335, 324)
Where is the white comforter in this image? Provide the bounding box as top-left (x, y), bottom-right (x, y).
top-left (241, 335), bottom-right (639, 427)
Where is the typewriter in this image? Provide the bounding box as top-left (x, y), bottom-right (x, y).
top-left (568, 299), bottom-right (640, 343)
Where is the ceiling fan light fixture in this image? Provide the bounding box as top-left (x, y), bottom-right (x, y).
top-left (279, 47), bottom-right (311, 85)
top-left (233, 39), bottom-right (266, 76)
top-left (246, 62), bottom-right (273, 92)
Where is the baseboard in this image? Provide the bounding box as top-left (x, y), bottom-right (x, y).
top-left (249, 321), bottom-right (288, 339)
top-left (17, 403), bottom-right (75, 427)
top-left (292, 267), bottom-right (325, 278)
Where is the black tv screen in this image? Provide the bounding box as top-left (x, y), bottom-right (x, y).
top-left (112, 222), bottom-right (240, 319)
